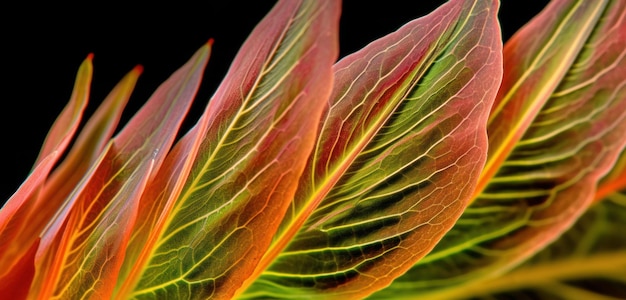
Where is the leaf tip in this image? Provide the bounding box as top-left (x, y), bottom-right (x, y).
top-left (133, 64), bottom-right (144, 75)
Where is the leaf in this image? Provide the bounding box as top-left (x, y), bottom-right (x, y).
top-left (123, 1), bottom-right (339, 299)
top-left (32, 54), bottom-right (92, 168)
top-left (241, 0), bottom-right (502, 298)
top-left (0, 64), bottom-right (139, 299)
top-left (374, 0), bottom-right (626, 297)
top-left (0, 154), bottom-right (55, 292)
top-left (420, 195), bottom-right (626, 299)
top-left (37, 65), bottom-right (142, 221)
top-left (0, 55), bottom-right (92, 277)
top-left (114, 117), bottom-right (210, 299)
top-left (29, 44), bottom-right (210, 299)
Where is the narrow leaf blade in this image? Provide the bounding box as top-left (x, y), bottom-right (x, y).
top-left (33, 54), bottom-right (92, 167)
top-left (0, 55), bottom-right (92, 279)
top-left (39, 65), bottom-right (142, 212)
top-left (12, 67), bottom-right (143, 269)
top-left (0, 238), bottom-right (40, 299)
top-left (0, 152), bottom-right (56, 277)
top-left (114, 116), bottom-right (210, 298)
top-left (31, 44), bottom-right (210, 299)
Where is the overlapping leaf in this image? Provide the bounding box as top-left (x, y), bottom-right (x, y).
top-left (123, 1), bottom-right (339, 299)
top-left (241, 0), bottom-right (502, 298)
top-left (114, 116), bottom-right (210, 299)
top-left (423, 194), bottom-right (626, 299)
top-left (0, 59), bottom-right (141, 293)
top-left (0, 56), bottom-right (92, 282)
top-left (373, 0), bottom-right (626, 298)
top-left (595, 147), bottom-right (626, 202)
top-left (34, 65), bottom-right (142, 225)
top-left (3, 0), bottom-right (625, 299)
top-left (0, 58), bottom-right (144, 300)
top-left (28, 44), bottom-right (210, 299)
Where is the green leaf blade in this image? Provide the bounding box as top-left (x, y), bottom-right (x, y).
top-left (0, 55), bottom-right (92, 283)
top-left (114, 121), bottom-right (210, 298)
top-left (377, 0), bottom-right (626, 298)
top-left (424, 196), bottom-right (626, 299)
top-left (244, 0), bottom-right (503, 298)
top-left (129, 1), bottom-right (339, 298)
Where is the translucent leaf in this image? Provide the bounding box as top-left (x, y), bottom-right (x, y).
top-left (124, 1), bottom-right (339, 298)
top-left (30, 44), bottom-right (210, 299)
top-left (422, 196), bottom-right (626, 299)
top-left (242, 0), bottom-right (502, 298)
top-left (375, 0), bottom-right (626, 297)
top-left (0, 55), bottom-right (92, 279)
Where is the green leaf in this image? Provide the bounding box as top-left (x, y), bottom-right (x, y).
top-left (125, 1), bottom-right (340, 299)
top-left (375, 0), bottom-right (626, 297)
top-left (415, 195), bottom-right (626, 299)
top-left (242, 0), bottom-right (502, 298)
top-left (114, 117), bottom-right (210, 299)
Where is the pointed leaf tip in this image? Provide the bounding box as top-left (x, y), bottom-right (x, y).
top-left (133, 64), bottom-right (144, 75)
top-left (86, 53), bottom-right (94, 61)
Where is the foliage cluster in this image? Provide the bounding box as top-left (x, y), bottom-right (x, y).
top-left (1, 0), bottom-right (625, 299)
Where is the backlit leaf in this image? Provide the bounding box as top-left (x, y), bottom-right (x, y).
top-left (242, 0), bottom-right (502, 298)
top-left (419, 195), bottom-right (626, 299)
top-left (0, 55), bottom-right (92, 280)
top-left (125, 1), bottom-right (339, 299)
top-left (374, 0), bottom-right (626, 297)
top-left (4, 0), bottom-right (625, 299)
top-left (16, 66), bottom-right (142, 270)
top-left (0, 152), bottom-right (56, 278)
top-left (37, 65), bottom-right (142, 220)
top-left (30, 44), bottom-right (210, 299)
top-left (114, 105), bottom-right (211, 298)
top-left (32, 54), bottom-right (92, 168)
top-left (0, 238), bottom-right (40, 299)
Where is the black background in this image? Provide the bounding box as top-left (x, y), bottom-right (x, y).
top-left (1, 1), bottom-right (549, 203)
